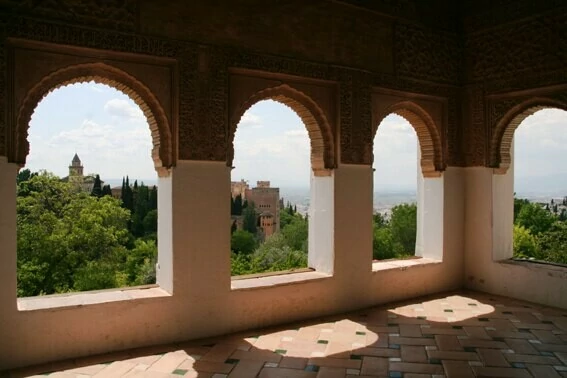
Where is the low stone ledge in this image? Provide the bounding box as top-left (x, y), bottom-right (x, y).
top-left (372, 257), bottom-right (442, 272)
top-left (500, 259), bottom-right (567, 279)
top-left (231, 270), bottom-right (331, 291)
top-left (17, 286), bottom-right (170, 311)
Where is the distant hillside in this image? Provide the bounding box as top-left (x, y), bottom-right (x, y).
top-left (515, 174), bottom-right (567, 197)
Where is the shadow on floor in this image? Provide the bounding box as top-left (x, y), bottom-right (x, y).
top-left (5, 290), bottom-right (567, 377)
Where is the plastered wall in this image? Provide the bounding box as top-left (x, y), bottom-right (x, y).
top-left (0, 161), bottom-right (464, 370)
top-left (464, 167), bottom-right (567, 308)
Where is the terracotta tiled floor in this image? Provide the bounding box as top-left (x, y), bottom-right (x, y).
top-left (6, 290), bottom-right (567, 378)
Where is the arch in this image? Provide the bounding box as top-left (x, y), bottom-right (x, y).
top-left (14, 63), bottom-right (174, 176)
top-left (490, 97), bottom-right (567, 174)
top-left (229, 84), bottom-right (335, 175)
top-left (374, 101), bottom-right (444, 177)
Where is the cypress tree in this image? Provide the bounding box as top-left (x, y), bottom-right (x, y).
top-left (91, 174), bottom-right (102, 198)
top-left (102, 184), bottom-right (112, 197)
top-left (149, 186), bottom-right (158, 210)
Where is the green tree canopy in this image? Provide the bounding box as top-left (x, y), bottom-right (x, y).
top-left (389, 203), bottom-right (417, 255)
top-left (515, 201), bottom-right (555, 235)
top-left (231, 230), bottom-right (257, 254)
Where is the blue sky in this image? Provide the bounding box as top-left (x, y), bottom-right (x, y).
top-left (25, 83), bottom-right (567, 192)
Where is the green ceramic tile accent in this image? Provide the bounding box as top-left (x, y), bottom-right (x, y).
top-left (512, 362), bottom-right (526, 368)
top-left (317, 340), bottom-right (329, 344)
top-left (540, 351), bottom-right (554, 357)
top-left (350, 354), bottom-right (362, 360)
top-left (444, 309), bottom-right (454, 313)
top-left (389, 344), bottom-right (401, 349)
top-left (225, 358), bottom-right (240, 364)
top-left (452, 325), bottom-right (463, 329)
top-left (304, 365), bottom-right (319, 372)
top-left (356, 331), bottom-right (366, 335)
top-left (389, 371), bottom-right (403, 378)
top-left (275, 349), bottom-right (287, 355)
top-left (172, 369), bottom-right (188, 375)
top-left (478, 317), bottom-right (489, 322)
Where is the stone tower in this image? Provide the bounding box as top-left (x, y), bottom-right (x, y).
top-left (68, 153), bottom-right (84, 185)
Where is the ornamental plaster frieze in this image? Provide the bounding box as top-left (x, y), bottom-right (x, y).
top-left (465, 12), bottom-right (567, 84)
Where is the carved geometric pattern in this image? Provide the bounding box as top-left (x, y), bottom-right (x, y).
top-left (466, 13), bottom-right (567, 83)
top-left (13, 62), bottom-right (174, 176)
top-left (490, 96), bottom-right (567, 174)
top-left (395, 23), bottom-right (461, 85)
top-left (2, 0), bottom-right (137, 32)
top-left (0, 38), bottom-right (5, 157)
top-left (374, 101), bottom-right (445, 177)
top-left (229, 84), bottom-right (335, 175)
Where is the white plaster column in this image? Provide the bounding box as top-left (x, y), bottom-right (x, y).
top-left (170, 161), bottom-right (231, 297)
top-left (0, 158), bottom-right (19, 310)
top-left (308, 172), bottom-right (335, 274)
top-left (416, 174), bottom-right (444, 260)
top-left (492, 142), bottom-right (514, 261)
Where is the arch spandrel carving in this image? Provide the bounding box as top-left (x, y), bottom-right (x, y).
top-left (13, 62), bottom-right (174, 177)
top-left (372, 92), bottom-right (446, 177)
top-left (229, 77), bottom-right (337, 175)
top-left (490, 96), bottom-right (567, 174)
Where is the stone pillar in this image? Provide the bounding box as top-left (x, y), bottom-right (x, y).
top-left (0, 158), bottom-right (18, 310)
top-left (170, 161), bottom-right (231, 297)
top-left (332, 164), bottom-right (373, 280)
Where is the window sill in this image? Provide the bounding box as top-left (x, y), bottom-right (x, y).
top-left (500, 259), bottom-right (567, 279)
top-left (17, 285), bottom-right (171, 311)
top-left (372, 257), bottom-right (441, 272)
top-left (231, 270), bottom-right (331, 291)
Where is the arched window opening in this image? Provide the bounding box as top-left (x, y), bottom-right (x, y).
top-left (372, 110), bottom-right (444, 267)
top-left (511, 108), bottom-right (567, 266)
top-left (372, 114), bottom-right (419, 261)
top-left (17, 82), bottom-right (161, 297)
top-left (230, 100), bottom-right (312, 276)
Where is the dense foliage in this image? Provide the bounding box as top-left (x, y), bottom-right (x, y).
top-left (17, 170), bottom-right (157, 297)
top-left (372, 203), bottom-right (417, 260)
top-left (513, 197), bottom-right (567, 264)
top-left (230, 204), bottom-right (308, 276)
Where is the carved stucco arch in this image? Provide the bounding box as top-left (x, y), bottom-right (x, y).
top-left (374, 101), bottom-right (444, 177)
top-left (229, 84), bottom-right (335, 175)
top-left (14, 62), bottom-right (173, 176)
top-left (490, 97), bottom-right (567, 174)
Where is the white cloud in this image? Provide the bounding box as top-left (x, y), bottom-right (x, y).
top-left (89, 85), bottom-right (104, 93)
top-left (238, 112), bottom-right (263, 128)
top-left (285, 129), bottom-right (308, 137)
top-left (104, 98), bottom-right (144, 120)
top-left (26, 119), bottom-right (154, 179)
